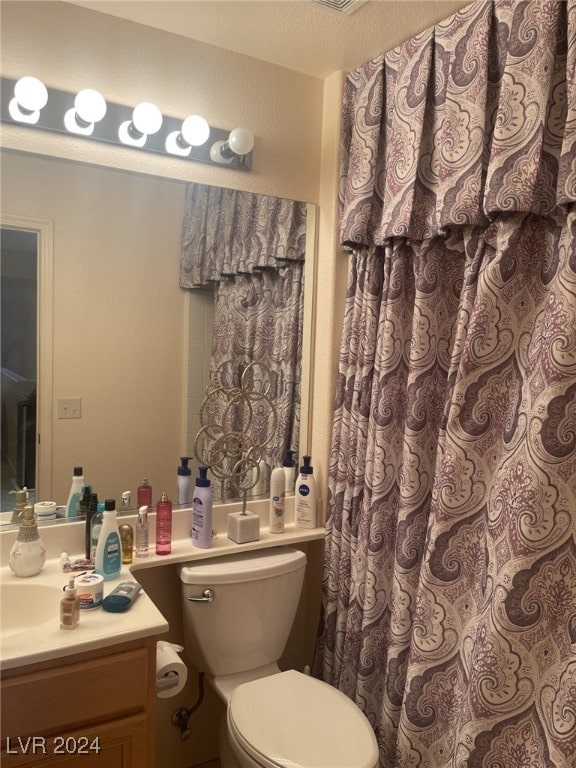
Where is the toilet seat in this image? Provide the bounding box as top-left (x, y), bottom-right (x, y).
top-left (228, 670), bottom-right (379, 768)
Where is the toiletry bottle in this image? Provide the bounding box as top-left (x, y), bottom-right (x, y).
top-left (9, 503), bottom-right (46, 577)
top-left (192, 467), bottom-right (212, 548)
top-left (94, 499), bottom-right (122, 581)
top-left (119, 523), bottom-right (134, 564)
top-left (177, 457), bottom-right (192, 505)
top-left (60, 576), bottom-right (80, 630)
top-left (120, 490), bottom-right (132, 512)
top-left (66, 466), bottom-right (85, 517)
top-left (78, 485), bottom-right (92, 518)
top-left (137, 478), bottom-right (152, 509)
top-left (10, 487), bottom-right (28, 523)
top-left (295, 455), bottom-right (317, 529)
top-left (90, 502), bottom-right (105, 561)
top-left (85, 493), bottom-right (99, 560)
top-left (282, 449), bottom-right (296, 494)
top-left (269, 465), bottom-right (286, 534)
top-left (251, 458), bottom-right (267, 496)
top-left (135, 505), bottom-right (149, 557)
top-left (156, 493), bottom-right (173, 555)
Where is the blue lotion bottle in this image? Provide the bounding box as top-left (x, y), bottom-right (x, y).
top-left (94, 499), bottom-right (122, 581)
top-left (192, 467), bottom-right (212, 548)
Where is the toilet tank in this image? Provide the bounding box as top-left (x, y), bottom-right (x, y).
top-left (179, 547), bottom-right (306, 677)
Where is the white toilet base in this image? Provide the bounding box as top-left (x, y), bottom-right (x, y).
top-left (219, 715), bottom-right (242, 768)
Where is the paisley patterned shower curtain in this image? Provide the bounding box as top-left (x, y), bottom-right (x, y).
top-left (314, 2), bottom-right (576, 767)
top-left (180, 184), bottom-right (307, 492)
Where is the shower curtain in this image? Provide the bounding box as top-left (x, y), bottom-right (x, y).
top-left (180, 184), bottom-right (306, 493)
top-left (314, 2), bottom-right (576, 767)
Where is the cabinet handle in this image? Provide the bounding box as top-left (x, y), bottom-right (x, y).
top-left (186, 588), bottom-right (215, 603)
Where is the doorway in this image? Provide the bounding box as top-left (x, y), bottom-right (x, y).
top-left (0, 216), bottom-right (53, 516)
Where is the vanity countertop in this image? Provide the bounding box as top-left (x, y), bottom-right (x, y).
top-left (0, 501), bottom-right (325, 671)
top-left (0, 557), bottom-right (168, 671)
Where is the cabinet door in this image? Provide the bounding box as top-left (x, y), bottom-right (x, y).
top-left (2, 714), bottom-right (150, 768)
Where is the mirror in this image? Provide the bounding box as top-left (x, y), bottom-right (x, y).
top-left (0, 149), bottom-right (316, 525)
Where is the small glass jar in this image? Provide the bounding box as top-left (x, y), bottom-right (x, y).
top-left (119, 523), bottom-right (134, 564)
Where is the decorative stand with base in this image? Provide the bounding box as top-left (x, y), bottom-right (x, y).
top-left (194, 360), bottom-right (278, 544)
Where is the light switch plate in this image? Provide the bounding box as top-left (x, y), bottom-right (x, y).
top-left (58, 398), bottom-right (82, 419)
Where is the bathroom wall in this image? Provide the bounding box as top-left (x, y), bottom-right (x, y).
top-left (1, 4), bottom-right (341, 767)
top-left (0, 1), bottom-right (328, 505)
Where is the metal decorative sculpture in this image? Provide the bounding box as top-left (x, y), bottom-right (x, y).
top-left (194, 359), bottom-right (277, 513)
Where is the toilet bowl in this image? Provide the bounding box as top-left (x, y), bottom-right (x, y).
top-left (227, 670), bottom-right (379, 768)
top-left (179, 547), bottom-right (378, 768)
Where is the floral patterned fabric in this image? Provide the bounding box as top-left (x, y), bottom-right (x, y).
top-left (315, 2), bottom-right (576, 767)
top-left (180, 184), bottom-right (306, 497)
top-left (180, 183), bottom-right (307, 287)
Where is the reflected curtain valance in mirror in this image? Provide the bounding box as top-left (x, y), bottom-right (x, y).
top-left (179, 183), bottom-right (307, 287)
top-left (179, 183), bottom-right (306, 498)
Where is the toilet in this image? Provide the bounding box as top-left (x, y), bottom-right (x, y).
top-left (179, 546), bottom-right (378, 768)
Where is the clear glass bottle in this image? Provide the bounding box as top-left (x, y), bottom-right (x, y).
top-left (60, 576), bottom-right (80, 630)
top-left (137, 478), bottom-right (152, 509)
top-left (135, 506), bottom-right (149, 557)
top-left (119, 523), bottom-right (134, 564)
top-left (156, 492), bottom-right (172, 555)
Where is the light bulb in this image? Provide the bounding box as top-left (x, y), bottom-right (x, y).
top-left (14, 77), bottom-right (48, 111)
top-left (210, 140), bottom-right (234, 164)
top-left (227, 127), bottom-right (254, 155)
top-left (132, 102), bottom-right (163, 135)
top-left (74, 89), bottom-right (107, 124)
top-left (165, 114), bottom-right (210, 156)
top-left (119, 102), bottom-right (163, 147)
top-left (9, 76), bottom-right (48, 124)
top-left (181, 115), bottom-right (210, 147)
top-left (64, 88), bottom-right (107, 135)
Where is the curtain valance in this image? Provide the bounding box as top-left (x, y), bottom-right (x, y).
top-left (340, 0), bottom-right (576, 248)
top-left (180, 183), bottom-right (307, 288)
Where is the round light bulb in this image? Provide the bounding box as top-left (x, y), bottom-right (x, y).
top-left (181, 115), bottom-right (210, 147)
top-left (228, 127), bottom-right (254, 155)
top-left (74, 89), bottom-right (107, 124)
top-left (210, 140), bottom-right (234, 164)
top-left (132, 102), bottom-right (163, 135)
top-left (14, 77), bottom-right (48, 111)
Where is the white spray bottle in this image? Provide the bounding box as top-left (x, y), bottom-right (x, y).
top-left (192, 467), bottom-right (212, 548)
top-left (269, 465), bottom-right (286, 533)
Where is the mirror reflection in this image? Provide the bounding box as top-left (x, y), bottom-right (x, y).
top-left (0, 150), bottom-right (313, 525)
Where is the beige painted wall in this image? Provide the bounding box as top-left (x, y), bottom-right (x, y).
top-left (2, 151), bottom-right (197, 506)
top-left (0, 1), bottom-right (323, 201)
top-left (0, 1), bottom-right (335, 503)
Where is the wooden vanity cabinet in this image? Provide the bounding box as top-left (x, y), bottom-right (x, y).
top-left (0, 637), bottom-right (157, 767)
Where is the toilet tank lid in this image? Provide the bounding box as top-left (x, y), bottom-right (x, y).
top-left (178, 547), bottom-right (306, 585)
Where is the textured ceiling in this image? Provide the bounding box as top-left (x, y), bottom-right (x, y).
top-left (69, 0), bottom-right (472, 79)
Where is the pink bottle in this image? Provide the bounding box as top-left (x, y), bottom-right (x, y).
top-left (155, 493), bottom-right (172, 555)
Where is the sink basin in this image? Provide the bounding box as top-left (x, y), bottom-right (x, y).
top-left (1, 582), bottom-right (62, 637)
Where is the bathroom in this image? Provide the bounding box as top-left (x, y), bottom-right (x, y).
top-left (2, 2), bottom-right (575, 768)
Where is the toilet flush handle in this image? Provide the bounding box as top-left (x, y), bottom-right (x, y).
top-left (186, 588), bottom-right (215, 603)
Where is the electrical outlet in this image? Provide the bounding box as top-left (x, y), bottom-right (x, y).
top-left (58, 398), bottom-right (82, 419)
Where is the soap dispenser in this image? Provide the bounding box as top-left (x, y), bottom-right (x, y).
top-left (9, 502), bottom-right (46, 577)
top-left (177, 457), bottom-right (192, 505)
top-left (10, 487), bottom-right (28, 524)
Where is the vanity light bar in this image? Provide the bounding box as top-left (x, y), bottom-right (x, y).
top-left (0, 77), bottom-right (253, 171)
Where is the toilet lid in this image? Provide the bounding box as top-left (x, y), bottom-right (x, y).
top-left (228, 670), bottom-right (378, 768)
